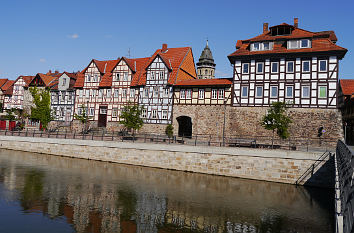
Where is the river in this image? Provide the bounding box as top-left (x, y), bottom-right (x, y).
top-left (0, 149), bottom-right (333, 233)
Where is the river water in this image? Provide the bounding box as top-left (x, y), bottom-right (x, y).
top-left (0, 149), bottom-right (333, 233)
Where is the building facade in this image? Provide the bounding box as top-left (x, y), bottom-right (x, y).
top-left (3, 76), bottom-right (34, 110)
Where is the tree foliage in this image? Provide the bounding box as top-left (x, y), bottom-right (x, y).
top-left (165, 124), bottom-right (174, 138)
top-left (119, 104), bottom-right (143, 134)
top-left (261, 102), bottom-right (292, 139)
top-left (4, 108), bottom-right (17, 121)
top-left (29, 87), bottom-right (53, 130)
top-left (74, 105), bottom-right (92, 133)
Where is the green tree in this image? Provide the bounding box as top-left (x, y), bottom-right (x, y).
top-left (165, 124), bottom-right (174, 138)
top-left (29, 87), bottom-right (53, 130)
top-left (261, 102), bottom-right (292, 148)
top-left (74, 104), bottom-right (92, 133)
top-left (119, 104), bottom-right (143, 135)
top-left (4, 108), bottom-right (16, 121)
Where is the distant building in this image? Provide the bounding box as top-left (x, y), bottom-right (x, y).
top-left (338, 79), bottom-right (354, 144)
top-left (197, 40), bottom-right (215, 79)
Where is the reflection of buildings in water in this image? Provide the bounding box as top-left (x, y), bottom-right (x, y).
top-left (135, 191), bottom-right (167, 233)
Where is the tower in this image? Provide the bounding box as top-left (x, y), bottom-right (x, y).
top-left (197, 40), bottom-right (216, 79)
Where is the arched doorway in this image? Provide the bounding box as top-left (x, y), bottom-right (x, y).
top-left (176, 116), bottom-right (192, 138)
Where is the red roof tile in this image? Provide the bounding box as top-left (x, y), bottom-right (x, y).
top-left (2, 80), bottom-right (15, 95)
top-left (0, 79), bottom-right (9, 90)
top-left (175, 78), bottom-right (232, 86)
top-left (340, 79), bottom-right (354, 96)
top-left (228, 24), bottom-right (347, 61)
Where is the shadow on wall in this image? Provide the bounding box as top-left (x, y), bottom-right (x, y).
top-left (303, 155), bottom-right (335, 188)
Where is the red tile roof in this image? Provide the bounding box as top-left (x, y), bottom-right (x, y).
top-left (2, 80), bottom-right (15, 95)
top-left (0, 79), bottom-right (9, 90)
top-left (175, 78), bottom-right (232, 86)
top-left (228, 23), bottom-right (347, 61)
top-left (340, 79), bottom-right (354, 96)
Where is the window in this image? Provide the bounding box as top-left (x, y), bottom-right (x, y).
top-left (199, 89), bottom-right (204, 99)
top-left (94, 74), bottom-right (98, 82)
top-left (180, 89), bottom-right (185, 99)
top-left (62, 78), bottom-right (66, 86)
top-left (78, 108), bottom-right (83, 115)
top-left (79, 90), bottom-right (83, 97)
top-left (89, 108), bottom-right (95, 116)
top-left (152, 109), bottom-right (157, 119)
top-left (122, 89), bottom-right (127, 97)
top-left (114, 89), bottom-right (119, 97)
top-left (60, 107), bottom-right (64, 117)
top-left (302, 86), bottom-right (310, 98)
top-left (256, 86), bottom-right (263, 97)
top-left (61, 93), bottom-right (65, 101)
top-left (205, 70), bottom-right (208, 75)
top-left (263, 42), bottom-right (270, 50)
top-left (99, 89), bottom-right (103, 97)
top-left (319, 86), bottom-right (327, 98)
top-left (288, 39), bottom-right (311, 49)
top-left (256, 62), bottom-right (263, 73)
top-left (159, 71), bottom-right (164, 80)
top-left (287, 61), bottom-right (294, 73)
top-left (319, 60), bottom-right (327, 72)
top-left (68, 94), bottom-right (72, 101)
top-left (85, 90), bottom-right (89, 98)
top-left (286, 86), bottom-right (293, 98)
top-left (151, 72), bottom-right (155, 80)
top-left (300, 39), bottom-right (310, 48)
top-left (86, 75), bottom-right (91, 82)
top-left (114, 73), bottom-right (120, 81)
top-left (53, 107), bottom-right (57, 115)
top-left (142, 109), bottom-right (147, 118)
top-left (112, 108), bottom-right (118, 117)
top-left (162, 110), bottom-right (168, 119)
top-left (154, 87), bottom-right (159, 96)
top-left (251, 42), bottom-right (273, 51)
top-left (123, 72), bottom-right (128, 81)
top-left (271, 62), bottom-right (278, 73)
top-left (253, 42), bottom-right (260, 51)
top-left (107, 89), bottom-right (111, 98)
top-left (186, 89), bottom-right (192, 99)
top-left (218, 89), bottom-right (224, 99)
top-left (212, 89), bottom-right (217, 99)
top-left (144, 88), bottom-right (149, 97)
top-left (130, 89), bottom-right (135, 98)
top-left (242, 63), bottom-right (249, 74)
top-left (164, 88), bottom-right (169, 97)
top-left (92, 90), bottom-right (96, 97)
top-left (302, 61), bottom-right (310, 72)
top-left (156, 72), bottom-right (159, 80)
top-left (100, 108), bottom-right (107, 114)
top-left (241, 86), bottom-right (248, 97)
top-left (271, 86), bottom-right (278, 98)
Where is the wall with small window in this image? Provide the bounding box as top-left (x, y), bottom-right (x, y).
top-left (174, 86), bottom-right (232, 105)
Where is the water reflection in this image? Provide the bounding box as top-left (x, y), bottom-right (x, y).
top-left (0, 149), bottom-right (333, 233)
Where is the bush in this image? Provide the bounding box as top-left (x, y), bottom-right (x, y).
top-left (165, 124), bottom-right (173, 138)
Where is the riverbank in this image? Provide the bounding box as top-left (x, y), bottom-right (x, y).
top-left (0, 135), bottom-right (333, 186)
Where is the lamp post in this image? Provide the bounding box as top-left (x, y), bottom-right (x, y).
top-left (222, 97), bottom-right (226, 146)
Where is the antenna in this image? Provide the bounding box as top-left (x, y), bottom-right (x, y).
top-left (127, 48), bottom-right (131, 58)
top-left (134, 61), bottom-right (136, 72)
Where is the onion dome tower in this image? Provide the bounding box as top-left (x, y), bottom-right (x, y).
top-left (197, 40), bottom-right (216, 79)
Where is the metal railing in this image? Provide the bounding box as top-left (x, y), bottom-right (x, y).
top-left (0, 129), bottom-right (338, 152)
top-left (295, 150), bottom-right (331, 186)
top-left (335, 140), bottom-right (354, 233)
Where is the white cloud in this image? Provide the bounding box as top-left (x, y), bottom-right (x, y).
top-left (67, 34), bottom-right (79, 39)
top-left (39, 58), bottom-right (46, 63)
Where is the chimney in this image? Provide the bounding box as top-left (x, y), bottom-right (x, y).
top-left (294, 18), bottom-right (298, 28)
top-left (263, 23), bottom-right (268, 33)
top-left (162, 43), bottom-right (168, 52)
top-left (47, 70), bottom-right (52, 75)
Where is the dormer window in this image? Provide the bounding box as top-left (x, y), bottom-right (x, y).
top-left (250, 42), bottom-right (273, 51)
top-left (288, 39), bottom-right (311, 49)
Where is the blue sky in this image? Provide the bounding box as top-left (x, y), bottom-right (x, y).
top-left (0, 0), bottom-right (353, 80)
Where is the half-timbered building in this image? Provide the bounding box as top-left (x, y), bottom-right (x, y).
top-left (3, 76), bottom-right (34, 110)
top-left (133, 44), bottom-right (197, 132)
top-left (0, 79), bottom-right (9, 111)
top-left (225, 18), bottom-right (348, 144)
top-left (50, 72), bottom-right (77, 122)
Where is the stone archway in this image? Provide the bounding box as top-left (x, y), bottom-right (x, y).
top-left (176, 116), bottom-right (192, 138)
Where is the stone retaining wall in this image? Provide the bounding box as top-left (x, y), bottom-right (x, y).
top-left (0, 136), bottom-right (333, 187)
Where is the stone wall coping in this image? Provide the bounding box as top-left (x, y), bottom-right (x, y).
top-left (0, 135), bottom-right (323, 160)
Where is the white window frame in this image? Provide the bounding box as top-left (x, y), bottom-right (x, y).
top-left (270, 86), bottom-right (278, 98)
top-left (198, 89), bottom-right (205, 99)
top-left (271, 62), bottom-right (279, 73)
top-left (123, 72), bottom-right (129, 81)
top-left (319, 86), bottom-right (327, 98)
top-left (256, 62), bottom-right (264, 74)
top-left (300, 39), bottom-right (311, 48)
top-left (242, 63), bottom-right (249, 74)
top-left (154, 87), bottom-right (159, 97)
top-left (142, 109), bottom-right (147, 118)
top-left (114, 89), bottom-right (119, 97)
top-left (89, 108), bottom-right (95, 116)
top-left (162, 110), bottom-right (168, 119)
top-left (159, 71), bottom-right (164, 80)
top-left (107, 89), bottom-right (111, 98)
top-left (114, 73), bottom-right (120, 81)
top-left (122, 89), bottom-right (127, 97)
top-left (302, 86), bottom-right (310, 98)
top-left (256, 86), bottom-right (263, 97)
top-left (180, 89), bottom-right (185, 99)
top-left (302, 61), bottom-right (310, 73)
top-left (241, 86), bottom-right (248, 98)
top-left (319, 60), bottom-right (327, 72)
top-left (112, 108), bottom-right (118, 117)
top-left (152, 109), bottom-right (157, 119)
top-left (286, 86), bottom-right (293, 98)
top-left (212, 89), bottom-right (218, 99)
top-left (164, 88), bottom-right (169, 97)
top-left (98, 89), bottom-right (103, 97)
top-left (144, 88), bottom-right (149, 97)
top-left (186, 89), bottom-right (192, 99)
top-left (151, 72), bottom-right (155, 80)
top-left (286, 61), bottom-right (294, 73)
top-left (130, 89), bottom-right (135, 98)
top-left (218, 89), bottom-right (224, 99)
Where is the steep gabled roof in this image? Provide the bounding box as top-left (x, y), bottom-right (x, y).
top-left (50, 72), bottom-right (78, 90)
top-left (228, 22), bottom-right (347, 62)
top-left (340, 79), bottom-right (354, 96)
top-left (2, 80), bottom-right (15, 95)
top-left (0, 79), bottom-right (9, 90)
top-left (135, 46), bottom-right (197, 86)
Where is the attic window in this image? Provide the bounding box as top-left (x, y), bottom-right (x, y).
top-left (250, 42), bottom-right (273, 51)
top-left (270, 26), bottom-right (293, 36)
top-left (287, 39), bottom-right (311, 49)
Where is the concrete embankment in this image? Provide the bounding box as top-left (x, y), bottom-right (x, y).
top-left (0, 135), bottom-right (332, 186)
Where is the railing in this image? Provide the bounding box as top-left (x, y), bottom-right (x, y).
top-left (294, 150), bottom-right (331, 186)
top-left (335, 140), bottom-right (354, 233)
top-left (0, 129), bottom-right (338, 152)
